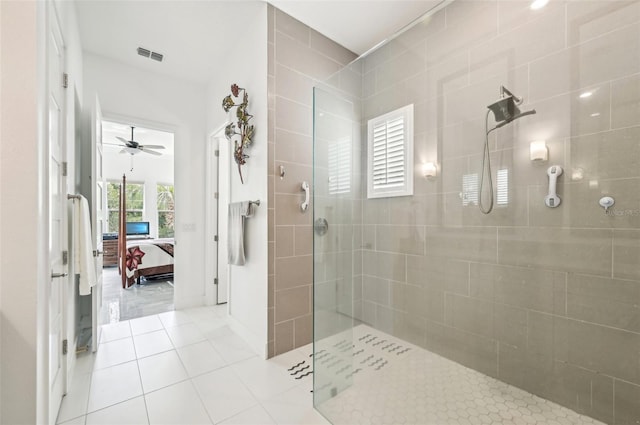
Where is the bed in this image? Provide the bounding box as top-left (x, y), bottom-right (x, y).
top-left (124, 239), bottom-right (174, 287)
top-left (117, 174), bottom-right (175, 288)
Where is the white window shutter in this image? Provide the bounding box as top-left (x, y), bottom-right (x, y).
top-left (367, 104), bottom-right (413, 198)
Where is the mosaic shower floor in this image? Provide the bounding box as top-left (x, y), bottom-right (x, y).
top-left (316, 325), bottom-right (604, 425)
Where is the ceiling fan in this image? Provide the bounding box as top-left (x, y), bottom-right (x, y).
top-left (113, 126), bottom-right (165, 156)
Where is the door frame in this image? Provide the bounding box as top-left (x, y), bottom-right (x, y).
top-left (98, 112), bottom-right (178, 301)
top-left (205, 124), bottom-right (230, 306)
top-left (47, 1), bottom-right (69, 422)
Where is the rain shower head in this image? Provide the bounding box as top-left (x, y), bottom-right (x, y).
top-left (487, 86), bottom-right (536, 128)
top-left (487, 96), bottom-right (521, 122)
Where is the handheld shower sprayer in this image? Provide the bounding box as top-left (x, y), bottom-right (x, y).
top-left (479, 86), bottom-right (537, 214)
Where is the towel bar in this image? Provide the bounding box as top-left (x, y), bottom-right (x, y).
top-left (249, 200), bottom-right (260, 206)
top-left (67, 194), bottom-right (81, 200)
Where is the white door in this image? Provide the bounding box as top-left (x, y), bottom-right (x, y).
top-left (91, 95), bottom-right (104, 351)
top-left (217, 136), bottom-right (230, 304)
top-left (48, 6), bottom-right (67, 423)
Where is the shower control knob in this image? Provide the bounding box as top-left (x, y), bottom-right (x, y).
top-left (599, 196), bottom-right (615, 212)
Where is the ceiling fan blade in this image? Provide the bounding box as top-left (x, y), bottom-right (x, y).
top-left (139, 144), bottom-right (165, 149)
top-left (141, 148), bottom-right (162, 156)
top-left (119, 148), bottom-right (128, 155)
top-left (104, 142), bottom-right (124, 147)
top-left (116, 136), bottom-right (128, 143)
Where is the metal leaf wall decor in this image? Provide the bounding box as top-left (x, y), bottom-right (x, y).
top-left (222, 84), bottom-right (255, 184)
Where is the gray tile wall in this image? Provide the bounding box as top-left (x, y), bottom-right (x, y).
top-left (350, 1), bottom-right (640, 423)
top-left (267, 6), bottom-right (357, 357)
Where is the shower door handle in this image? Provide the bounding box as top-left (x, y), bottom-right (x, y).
top-left (301, 181), bottom-right (310, 212)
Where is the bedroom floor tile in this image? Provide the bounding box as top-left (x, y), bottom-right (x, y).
top-left (100, 268), bottom-right (173, 323)
top-left (62, 307), bottom-right (327, 425)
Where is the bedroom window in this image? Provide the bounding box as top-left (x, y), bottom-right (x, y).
top-left (107, 181), bottom-right (145, 232)
top-left (157, 184), bottom-right (175, 238)
top-left (367, 104), bottom-right (414, 199)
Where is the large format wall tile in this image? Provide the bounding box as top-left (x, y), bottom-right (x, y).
top-left (567, 273), bottom-right (640, 334)
top-left (613, 229), bottom-right (640, 280)
top-left (470, 263), bottom-right (566, 315)
top-left (497, 227), bottom-right (612, 276)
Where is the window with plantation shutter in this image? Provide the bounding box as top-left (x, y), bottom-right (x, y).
top-left (496, 168), bottom-right (509, 206)
top-left (328, 140), bottom-right (351, 195)
top-left (367, 104), bottom-right (414, 198)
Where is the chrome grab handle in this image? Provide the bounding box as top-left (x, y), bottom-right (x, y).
top-left (93, 250), bottom-right (103, 257)
top-left (51, 272), bottom-right (68, 279)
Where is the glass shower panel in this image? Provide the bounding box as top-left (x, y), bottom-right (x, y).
top-left (313, 82), bottom-right (362, 412)
top-left (314, 1), bottom-right (640, 424)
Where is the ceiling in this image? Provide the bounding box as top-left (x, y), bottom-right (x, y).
top-left (75, 0), bottom-right (442, 84)
top-left (268, 1), bottom-right (442, 55)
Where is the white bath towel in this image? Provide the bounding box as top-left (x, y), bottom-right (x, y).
top-left (75, 195), bottom-right (97, 295)
top-left (228, 201), bottom-right (257, 266)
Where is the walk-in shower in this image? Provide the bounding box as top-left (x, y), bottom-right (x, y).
top-left (313, 1), bottom-right (640, 424)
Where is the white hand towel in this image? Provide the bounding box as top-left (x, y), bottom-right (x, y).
top-left (228, 201), bottom-right (253, 266)
top-left (75, 195), bottom-right (97, 295)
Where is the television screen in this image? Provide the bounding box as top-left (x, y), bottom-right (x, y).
top-left (126, 221), bottom-right (150, 236)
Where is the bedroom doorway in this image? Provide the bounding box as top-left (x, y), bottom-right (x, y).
top-left (100, 120), bottom-right (176, 322)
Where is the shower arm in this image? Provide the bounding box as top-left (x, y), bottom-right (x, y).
top-left (500, 86), bottom-right (523, 105)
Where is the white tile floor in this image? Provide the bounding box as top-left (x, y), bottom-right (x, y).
top-left (57, 305), bottom-right (328, 425)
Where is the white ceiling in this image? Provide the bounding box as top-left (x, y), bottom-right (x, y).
top-left (75, 0), bottom-right (441, 84)
top-left (268, 1), bottom-right (442, 55)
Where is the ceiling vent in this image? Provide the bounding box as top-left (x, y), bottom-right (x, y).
top-left (137, 47), bottom-right (151, 58)
top-left (150, 52), bottom-right (164, 62)
top-left (137, 47), bottom-right (164, 63)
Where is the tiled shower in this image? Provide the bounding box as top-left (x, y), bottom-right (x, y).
top-left (312, 1), bottom-right (640, 424)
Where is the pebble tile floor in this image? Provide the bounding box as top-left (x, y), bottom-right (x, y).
top-left (316, 325), bottom-right (605, 425)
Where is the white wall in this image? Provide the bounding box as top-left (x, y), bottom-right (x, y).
top-left (83, 52), bottom-right (207, 309)
top-left (206, 2), bottom-right (269, 357)
top-left (0, 1), bottom-right (47, 422)
top-left (103, 150), bottom-right (174, 238)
